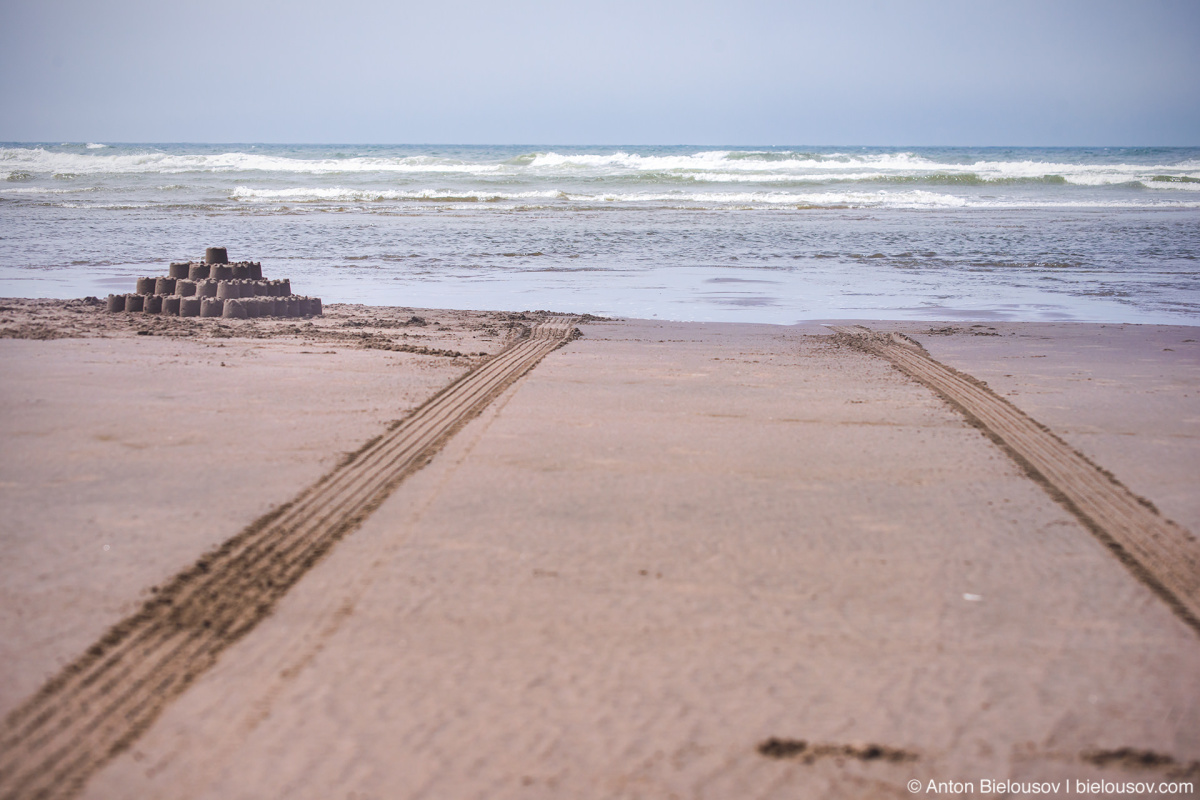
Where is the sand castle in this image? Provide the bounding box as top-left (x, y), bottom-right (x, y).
top-left (105, 247), bottom-right (322, 319)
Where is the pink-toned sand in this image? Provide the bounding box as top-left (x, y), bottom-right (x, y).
top-left (1, 302), bottom-right (1197, 799)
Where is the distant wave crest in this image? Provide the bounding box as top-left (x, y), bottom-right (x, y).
top-left (224, 185), bottom-right (1200, 210)
top-left (3, 146), bottom-right (1197, 189)
top-left (231, 187), bottom-right (563, 202)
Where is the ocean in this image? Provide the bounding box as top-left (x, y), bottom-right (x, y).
top-left (2, 143), bottom-right (1198, 324)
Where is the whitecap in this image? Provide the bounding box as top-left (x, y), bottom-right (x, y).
top-left (2, 145), bottom-right (1196, 190)
top-left (0, 147), bottom-right (507, 176)
top-left (230, 186), bottom-right (562, 202)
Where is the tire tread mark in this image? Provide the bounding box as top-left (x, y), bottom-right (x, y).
top-left (832, 326), bottom-right (1200, 635)
top-left (0, 317), bottom-right (579, 800)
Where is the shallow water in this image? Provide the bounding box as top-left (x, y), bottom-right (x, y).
top-left (2, 143), bottom-right (1198, 323)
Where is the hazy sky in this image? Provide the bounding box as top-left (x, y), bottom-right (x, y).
top-left (1, 0), bottom-right (1198, 145)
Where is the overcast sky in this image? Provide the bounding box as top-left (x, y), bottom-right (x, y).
top-left (1, 0), bottom-right (1197, 145)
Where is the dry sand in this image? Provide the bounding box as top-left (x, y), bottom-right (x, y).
top-left (1, 301), bottom-right (1198, 799)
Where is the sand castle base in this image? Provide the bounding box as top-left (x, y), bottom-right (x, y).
top-left (108, 249), bottom-right (321, 319)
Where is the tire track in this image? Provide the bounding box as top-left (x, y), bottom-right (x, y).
top-left (0, 316), bottom-right (579, 800)
top-left (832, 325), bottom-right (1200, 634)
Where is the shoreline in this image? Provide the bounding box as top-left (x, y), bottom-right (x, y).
top-left (1, 300), bottom-right (1198, 797)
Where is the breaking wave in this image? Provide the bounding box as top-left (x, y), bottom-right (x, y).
top-left (231, 186), bottom-right (563, 203)
top-left (3, 146), bottom-right (1197, 189)
top-left (2, 145), bottom-right (1199, 215)
top-left (0, 148), bottom-right (506, 176)
top-left (223, 185), bottom-right (1200, 210)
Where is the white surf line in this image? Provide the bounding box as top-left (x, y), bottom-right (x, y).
top-left (832, 326), bottom-right (1200, 634)
top-left (0, 316), bottom-right (579, 800)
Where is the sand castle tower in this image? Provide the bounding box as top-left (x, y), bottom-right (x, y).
top-left (106, 247), bottom-right (323, 319)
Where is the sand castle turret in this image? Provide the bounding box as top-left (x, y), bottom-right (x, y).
top-left (106, 248), bottom-right (322, 319)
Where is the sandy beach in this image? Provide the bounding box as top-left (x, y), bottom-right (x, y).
top-left (1, 300), bottom-right (1198, 799)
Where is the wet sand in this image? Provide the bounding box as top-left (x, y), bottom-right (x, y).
top-left (1, 301), bottom-right (1197, 799)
